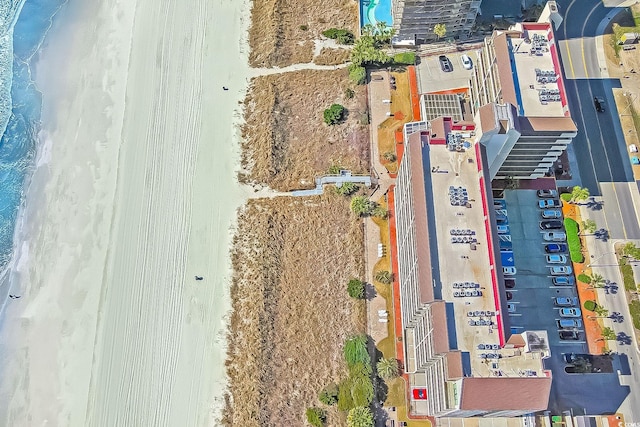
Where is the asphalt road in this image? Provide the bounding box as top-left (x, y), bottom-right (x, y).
top-left (554, 0), bottom-right (634, 195)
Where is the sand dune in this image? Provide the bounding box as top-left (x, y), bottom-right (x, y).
top-left (0, 0), bottom-right (250, 425)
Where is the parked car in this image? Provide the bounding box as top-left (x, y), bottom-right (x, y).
top-left (537, 189), bottom-right (558, 198)
top-left (506, 291), bottom-right (513, 300)
top-left (543, 232), bottom-right (567, 241)
top-left (553, 276), bottom-right (575, 286)
top-left (539, 199), bottom-right (562, 209)
top-left (629, 144), bottom-right (638, 153)
top-left (505, 278), bottom-right (516, 288)
top-left (540, 220), bottom-right (564, 230)
top-left (594, 96), bottom-right (606, 112)
top-left (503, 266), bottom-right (517, 276)
top-left (558, 319), bottom-right (582, 329)
top-left (632, 156), bottom-right (640, 165)
top-left (555, 296), bottom-right (577, 306)
top-left (439, 55), bottom-right (453, 72)
top-left (460, 54), bottom-right (473, 70)
top-left (560, 307), bottom-right (581, 317)
top-left (559, 330), bottom-right (580, 340)
top-left (541, 210), bottom-right (562, 219)
top-left (546, 254), bottom-right (567, 264)
top-left (545, 243), bottom-right (568, 253)
top-left (507, 303), bottom-right (516, 313)
top-left (550, 266), bottom-right (572, 275)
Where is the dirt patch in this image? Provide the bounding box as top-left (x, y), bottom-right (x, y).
top-left (314, 48), bottom-right (352, 65)
top-left (240, 69), bottom-right (370, 191)
top-left (248, 0), bottom-right (358, 68)
top-left (223, 193), bottom-right (365, 427)
top-left (377, 71), bottom-right (413, 173)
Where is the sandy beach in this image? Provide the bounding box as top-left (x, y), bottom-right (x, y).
top-left (0, 0), bottom-right (250, 424)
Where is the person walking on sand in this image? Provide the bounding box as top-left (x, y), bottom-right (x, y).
top-left (9, 295), bottom-right (21, 299)
top-left (195, 276), bottom-right (204, 281)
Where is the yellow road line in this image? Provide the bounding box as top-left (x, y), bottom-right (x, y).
top-left (564, 40), bottom-right (576, 79)
top-left (581, 38), bottom-right (589, 79)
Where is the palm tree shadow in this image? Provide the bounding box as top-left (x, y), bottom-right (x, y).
top-left (365, 282), bottom-right (378, 300)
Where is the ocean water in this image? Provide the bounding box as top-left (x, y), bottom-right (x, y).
top-left (0, 0), bottom-right (66, 278)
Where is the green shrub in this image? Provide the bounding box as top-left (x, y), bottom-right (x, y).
top-left (347, 278), bottom-right (366, 299)
top-left (347, 407), bottom-right (374, 427)
top-left (323, 104), bottom-right (345, 125)
top-left (620, 257), bottom-right (637, 291)
top-left (348, 64), bottom-right (367, 85)
top-left (564, 218), bottom-right (584, 263)
top-left (306, 407), bottom-right (326, 427)
top-left (629, 300), bottom-right (640, 330)
top-left (337, 181), bottom-right (359, 196)
top-left (393, 51), bottom-right (416, 65)
top-left (322, 28), bottom-right (354, 44)
top-left (351, 196), bottom-right (374, 216)
top-left (560, 193), bottom-right (572, 202)
top-left (343, 335), bottom-right (370, 368)
top-left (300, 24), bottom-right (309, 31)
top-left (577, 273), bottom-right (592, 284)
top-left (584, 300), bottom-right (597, 311)
top-left (337, 378), bottom-right (355, 410)
top-left (318, 383), bottom-right (339, 405)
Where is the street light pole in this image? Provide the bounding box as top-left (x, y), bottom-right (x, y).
top-left (587, 251), bottom-right (617, 268)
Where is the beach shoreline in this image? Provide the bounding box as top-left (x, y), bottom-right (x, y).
top-left (0, 0), bottom-right (252, 424)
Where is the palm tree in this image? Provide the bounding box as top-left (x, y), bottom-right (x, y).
top-left (594, 305), bottom-right (609, 317)
top-left (602, 327), bottom-right (617, 341)
top-left (375, 270), bottom-right (393, 284)
top-left (377, 357), bottom-right (400, 380)
top-left (570, 186), bottom-right (590, 204)
top-left (347, 407), bottom-right (374, 427)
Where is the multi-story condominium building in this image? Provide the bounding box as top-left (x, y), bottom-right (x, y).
top-left (391, 118), bottom-right (552, 417)
top-left (391, 0), bottom-right (482, 44)
top-left (469, 22), bottom-right (577, 180)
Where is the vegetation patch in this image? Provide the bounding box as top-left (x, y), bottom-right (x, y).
top-left (564, 218), bottom-right (584, 263)
top-left (393, 52), bottom-right (416, 65)
top-left (240, 69), bottom-right (370, 191)
top-left (560, 192), bottom-right (572, 202)
top-left (584, 300), bottom-right (597, 311)
top-left (630, 300), bottom-right (640, 330)
top-left (224, 193), bottom-right (365, 426)
top-left (247, 0), bottom-right (357, 67)
top-left (619, 257), bottom-right (637, 291)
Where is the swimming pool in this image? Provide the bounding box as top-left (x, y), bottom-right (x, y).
top-left (360, 0), bottom-right (392, 29)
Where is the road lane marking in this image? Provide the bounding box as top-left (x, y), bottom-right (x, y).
top-left (564, 40), bottom-right (576, 79)
top-left (582, 38), bottom-right (589, 79)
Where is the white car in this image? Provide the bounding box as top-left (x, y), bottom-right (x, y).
top-left (503, 266), bottom-right (517, 276)
top-left (543, 232), bottom-right (566, 241)
top-left (546, 254), bottom-right (567, 264)
top-left (550, 266), bottom-right (572, 275)
top-left (460, 54), bottom-right (473, 70)
top-left (630, 144), bottom-right (638, 153)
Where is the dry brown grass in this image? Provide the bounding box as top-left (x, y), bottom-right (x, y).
top-left (248, 0), bottom-right (358, 68)
top-left (223, 193), bottom-right (366, 427)
top-left (240, 69), bottom-right (370, 191)
top-left (377, 71), bottom-right (413, 173)
top-left (314, 48), bottom-right (352, 66)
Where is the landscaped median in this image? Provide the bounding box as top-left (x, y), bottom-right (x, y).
top-left (562, 200), bottom-right (607, 354)
top-left (564, 217), bottom-right (584, 263)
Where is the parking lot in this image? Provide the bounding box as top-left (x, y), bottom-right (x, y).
top-left (500, 190), bottom-right (583, 346)
top-left (498, 189), bottom-right (629, 413)
top-left (416, 51), bottom-right (477, 93)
